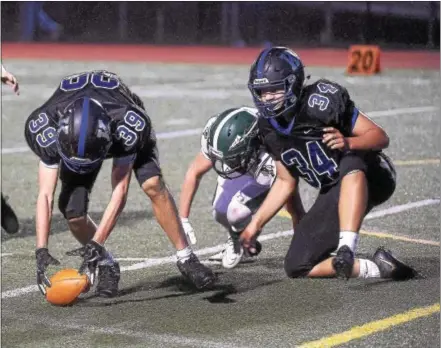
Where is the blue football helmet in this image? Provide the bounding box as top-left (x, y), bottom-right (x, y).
top-left (56, 97), bottom-right (112, 174)
top-left (248, 47), bottom-right (305, 121)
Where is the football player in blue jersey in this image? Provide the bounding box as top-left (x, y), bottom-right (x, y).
top-left (24, 70), bottom-right (216, 297)
top-left (240, 47), bottom-right (416, 281)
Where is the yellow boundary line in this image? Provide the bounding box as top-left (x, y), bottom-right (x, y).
top-left (298, 303), bottom-right (440, 348)
top-left (394, 159), bottom-right (439, 166)
top-left (359, 229), bottom-right (439, 246)
top-left (277, 211), bottom-right (439, 246)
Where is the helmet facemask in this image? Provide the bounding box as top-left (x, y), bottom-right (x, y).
top-left (248, 73), bottom-right (299, 120)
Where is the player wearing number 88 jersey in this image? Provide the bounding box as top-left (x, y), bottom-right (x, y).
top-left (240, 47), bottom-right (416, 283)
top-left (25, 70), bottom-right (216, 299)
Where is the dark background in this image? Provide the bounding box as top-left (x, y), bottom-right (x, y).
top-left (1, 1), bottom-right (440, 49)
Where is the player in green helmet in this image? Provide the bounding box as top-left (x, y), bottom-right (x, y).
top-left (179, 106), bottom-right (278, 269)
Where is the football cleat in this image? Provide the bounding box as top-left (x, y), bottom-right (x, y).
top-left (96, 261), bottom-right (120, 298)
top-left (332, 245), bottom-right (354, 280)
top-left (222, 237), bottom-right (244, 269)
top-left (1, 194), bottom-right (19, 234)
top-left (373, 246), bottom-right (417, 281)
top-left (177, 253), bottom-right (216, 290)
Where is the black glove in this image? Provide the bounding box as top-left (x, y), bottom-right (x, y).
top-left (67, 241), bottom-right (105, 285)
top-left (35, 248), bottom-right (60, 295)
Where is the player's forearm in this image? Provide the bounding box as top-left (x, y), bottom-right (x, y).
top-left (347, 128), bottom-right (389, 151)
top-left (179, 170), bottom-right (203, 218)
top-left (285, 190), bottom-right (306, 227)
top-left (35, 193), bottom-right (54, 248)
top-left (93, 189), bottom-right (127, 245)
top-left (251, 177), bottom-right (297, 230)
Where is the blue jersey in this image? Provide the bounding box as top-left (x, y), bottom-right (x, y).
top-left (259, 79), bottom-right (361, 189)
top-left (25, 70), bottom-right (155, 167)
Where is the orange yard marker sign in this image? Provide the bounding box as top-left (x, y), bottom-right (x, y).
top-left (347, 45), bottom-right (381, 75)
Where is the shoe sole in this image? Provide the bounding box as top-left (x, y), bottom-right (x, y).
top-left (96, 289), bottom-right (118, 298)
top-left (222, 253), bottom-right (244, 269)
top-left (195, 278), bottom-right (216, 290)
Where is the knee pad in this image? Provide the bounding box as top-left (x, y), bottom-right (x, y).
top-left (58, 186), bottom-right (89, 219)
top-left (226, 198), bottom-right (252, 232)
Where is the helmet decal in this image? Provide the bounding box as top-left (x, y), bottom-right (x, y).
top-left (77, 97), bottom-right (91, 157)
top-left (204, 107), bottom-right (260, 179)
top-left (56, 97), bottom-right (112, 174)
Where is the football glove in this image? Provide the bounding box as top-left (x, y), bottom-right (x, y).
top-left (181, 217), bottom-right (197, 245)
top-left (66, 240), bottom-right (105, 286)
top-left (35, 248), bottom-right (60, 295)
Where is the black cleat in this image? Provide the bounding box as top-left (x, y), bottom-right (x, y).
top-left (1, 194), bottom-right (19, 234)
top-left (96, 262), bottom-right (120, 298)
top-left (373, 247), bottom-right (417, 281)
top-left (332, 245), bottom-right (354, 280)
top-left (177, 254), bottom-right (216, 290)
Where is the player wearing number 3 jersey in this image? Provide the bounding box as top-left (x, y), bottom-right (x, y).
top-left (25, 70), bottom-right (216, 298)
top-left (241, 47), bottom-right (416, 282)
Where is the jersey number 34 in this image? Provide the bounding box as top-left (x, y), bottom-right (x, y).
top-left (281, 141), bottom-right (338, 188)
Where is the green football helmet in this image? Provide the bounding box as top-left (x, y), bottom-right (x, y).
top-left (202, 107), bottom-right (260, 179)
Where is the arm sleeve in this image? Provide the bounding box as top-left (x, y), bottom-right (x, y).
top-left (113, 154), bottom-right (137, 167)
top-left (333, 86), bottom-right (359, 135)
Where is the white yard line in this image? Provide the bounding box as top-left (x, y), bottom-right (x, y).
top-left (9, 314), bottom-right (248, 348)
top-left (2, 198), bottom-right (439, 300)
top-left (367, 106), bottom-right (438, 117)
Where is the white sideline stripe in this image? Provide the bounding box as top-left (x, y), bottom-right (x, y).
top-left (2, 198), bottom-right (439, 300)
top-left (11, 315), bottom-right (247, 348)
top-left (368, 106), bottom-right (438, 117)
top-left (1, 105), bottom-right (437, 155)
top-left (364, 199), bottom-right (440, 220)
top-left (1, 253), bottom-right (14, 257)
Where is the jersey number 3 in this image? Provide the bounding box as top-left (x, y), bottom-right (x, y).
top-left (281, 141), bottom-right (338, 188)
top-left (29, 113), bottom-right (56, 148)
top-left (116, 111), bottom-right (146, 147)
top-left (307, 82), bottom-right (338, 111)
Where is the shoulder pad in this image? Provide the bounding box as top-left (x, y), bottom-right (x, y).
top-left (302, 79), bottom-right (352, 125)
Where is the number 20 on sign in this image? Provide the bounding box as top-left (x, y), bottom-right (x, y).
top-left (346, 45), bottom-right (381, 75)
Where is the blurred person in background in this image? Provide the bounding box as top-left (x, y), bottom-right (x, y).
top-left (20, 1), bottom-right (63, 41)
top-left (1, 64), bottom-right (20, 235)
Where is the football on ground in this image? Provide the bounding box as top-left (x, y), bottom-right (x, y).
top-left (45, 268), bottom-right (89, 306)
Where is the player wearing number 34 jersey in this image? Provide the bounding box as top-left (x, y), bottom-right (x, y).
top-left (25, 70), bottom-right (216, 299)
top-left (241, 47), bottom-right (416, 282)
